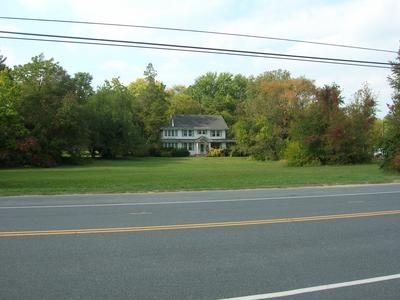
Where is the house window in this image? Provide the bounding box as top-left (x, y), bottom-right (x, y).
top-left (166, 130), bottom-right (178, 137)
top-left (164, 142), bottom-right (178, 148)
top-left (182, 143), bottom-right (193, 151)
top-left (183, 130), bottom-right (193, 137)
top-left (211, 130), bottom-right (221, 137)
top-left (197, 130), bottom-right (207, 135)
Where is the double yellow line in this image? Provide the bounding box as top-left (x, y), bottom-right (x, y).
top-left (1, 210), bottom-right (400, 237)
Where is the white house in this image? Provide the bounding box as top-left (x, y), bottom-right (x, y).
top-left (161, 114), bottom-right (234, 155)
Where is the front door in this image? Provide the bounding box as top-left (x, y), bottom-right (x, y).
top-left (200, 143), bottom-right (205, 154)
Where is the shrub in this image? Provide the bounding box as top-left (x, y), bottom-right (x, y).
top-left (160, 148), bottom-right (190, 157)
top-left (283, 141), bottom-right (317, 167)
top-left (207, 148), bottom-right (227, 157)
top-left (392, 150), bottom-right (400, 171)
top-left (171, 148), bottom-right (190, 157)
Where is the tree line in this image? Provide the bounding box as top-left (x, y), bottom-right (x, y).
top-left (0, 52), bottom-right (399, 170)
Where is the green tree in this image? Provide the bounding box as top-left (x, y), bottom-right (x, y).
top-left (131, 63), bottom-right (169, 146)
top-left (188, 72), bottom-right (248, 126)
top-left (0, 67), bottom-right (30, 166)
top-left (381, 49), bottom-right (400, 170)
top-left (288, 83), bottom-right (377, 165)
top-left (167, 85), bottom-right (202, 115)
top-left (11, 54), bottom-right (88, 165)
top-left (73, 72), bottom-right (94, 103)
top-left (234, 70), bottom-right (315, 160)
top-left (343, 83), bottom-right (377, 163)
top-left (0, 54), bottom-right (7, 71)
top-left (87, 78), bottom-right (143, 158)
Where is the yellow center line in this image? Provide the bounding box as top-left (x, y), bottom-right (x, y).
top-left (1, 210), bottom-right (400, 237)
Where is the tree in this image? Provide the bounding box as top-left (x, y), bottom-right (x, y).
top-left (86, 78), bottom-right (143, 158)
top-left (381, 48), bottom-right (400, 170)
top-left (167, 85), bottom-right (202, 115)
top-left (291, 84), bottom-right (345, 164)
top-left (343, 83), bottom-right (377, 163)
top-left (0, 54), bottom-right (7, 71)
top-left (73, 72), bottom-right (94, 103)
top-left (0, 67), bottom-right (29, 166)
top-left (131, 63), bottom-right (169, 146)
top-left (288, 83), bottom-right (377, 165)
top-left (188, 72), bottom-right (248, 126)
top-left (11, 54), bottom-right (89, 165)
top-left (234, 70), bottom-right (315, 160)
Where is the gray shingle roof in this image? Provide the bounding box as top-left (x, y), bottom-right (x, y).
top-left (167, 114), bottom-right (228, 129)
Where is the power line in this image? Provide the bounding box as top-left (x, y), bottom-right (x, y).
top-left (0, 16), bottom-right (396, 54)
top-left (0, 30), bottom-right (392, 69)
top-left (2, 35), bottom-right (392, 69)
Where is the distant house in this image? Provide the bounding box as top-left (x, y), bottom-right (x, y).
top-left (161, 114), bottom-right (234, 155)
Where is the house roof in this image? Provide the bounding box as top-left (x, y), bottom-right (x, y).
top-left (166, 114), bottom-right (229, 130)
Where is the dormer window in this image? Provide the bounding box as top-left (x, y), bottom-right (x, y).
top-left (211, 130), bottom-right (222, 137)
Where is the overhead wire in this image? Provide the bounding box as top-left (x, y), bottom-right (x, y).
top-left (2, 36), bottom-right (391, 69)
top-left (0, 16), bottom-right (396, 54)
top-left (0, 30), bottom-right (392, 69)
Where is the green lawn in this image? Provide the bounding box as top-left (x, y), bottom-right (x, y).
top-left (0, 157), bottom-right (399, 196)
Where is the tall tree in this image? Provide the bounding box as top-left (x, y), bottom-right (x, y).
top-left (73, 72), bottom-right (94, 103)
top-left (343, 83), bottom-right (377, 163)
top-left (167, 85), bottom-right (202, 115)
top-left (11, 54), bottom-right (88, 165)
top-left (86, 78), bottom-right (143, 158)
top-left (234, 70), bottom-right (315, 160)
top-left (131, 63), bottom-right (168, 146)
top-left (0, 66), bottom-right (29, 166)
top-left (188, 72), bottom-right (248, 126)
top-left (0, 54), bottom-right (7, 71)
top-left (381, 48), bottom-right (400, 170)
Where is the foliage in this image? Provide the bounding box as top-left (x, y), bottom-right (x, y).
top-left (167, 85), bottom-right (202, 115)
top-left (159, 147), bottom-right (190, 157)
top-left (10, 54), bottom-right (91, 165)
top-left (381, 49), bottom-right (400, 171)
top-left (234, 71), bottom-right (316, 160)
top-left (207, 148), bottom-right (228, 157)
top-left (288, 83), bottom-right (377, 165)
top-left (283, 141), bottom-right (317, 167)
top-left (188, 72), bottom-right (248, 127)
top-left (86, 78), bottom-right (143, 158)
top-left (342, 84), bottom-right (377, 163)
top-left (129, 63), bottom-right (169, 146)
top-left (0, 69), bottom-right (28, 166)
top-left (0, 54), bottom-right (7, 71)
top-left (0, 51), bottom-right (389, 168)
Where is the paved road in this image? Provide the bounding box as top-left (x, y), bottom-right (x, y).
top-left (1, 184), bottom-right (400, 299)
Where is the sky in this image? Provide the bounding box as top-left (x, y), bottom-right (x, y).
top-left (1, 0), bottom-right (399, 117)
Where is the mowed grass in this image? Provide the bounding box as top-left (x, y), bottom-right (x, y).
top-left (0, 157), bottom-right (399, 196)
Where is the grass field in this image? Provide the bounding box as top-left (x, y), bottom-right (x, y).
top-left (0, 157), bottom-right (399, 196)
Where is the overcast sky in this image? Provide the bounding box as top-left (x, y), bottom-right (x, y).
top-left (1, 0), bottom-right (399, 117)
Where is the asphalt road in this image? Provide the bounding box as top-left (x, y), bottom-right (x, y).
top-left (1, 184), bottom-right (400, 299)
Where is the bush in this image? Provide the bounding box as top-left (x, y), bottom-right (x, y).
top-left (283, 141), bottom-right (318, 167)
top-left (207, 148), bottom-right (228, 157)
top-left (160, 148), bottom-right (190, 157)
top-left (171, 148), bottom-right (190, 157)
top-left (392, 150), bottom-right (400, 171)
